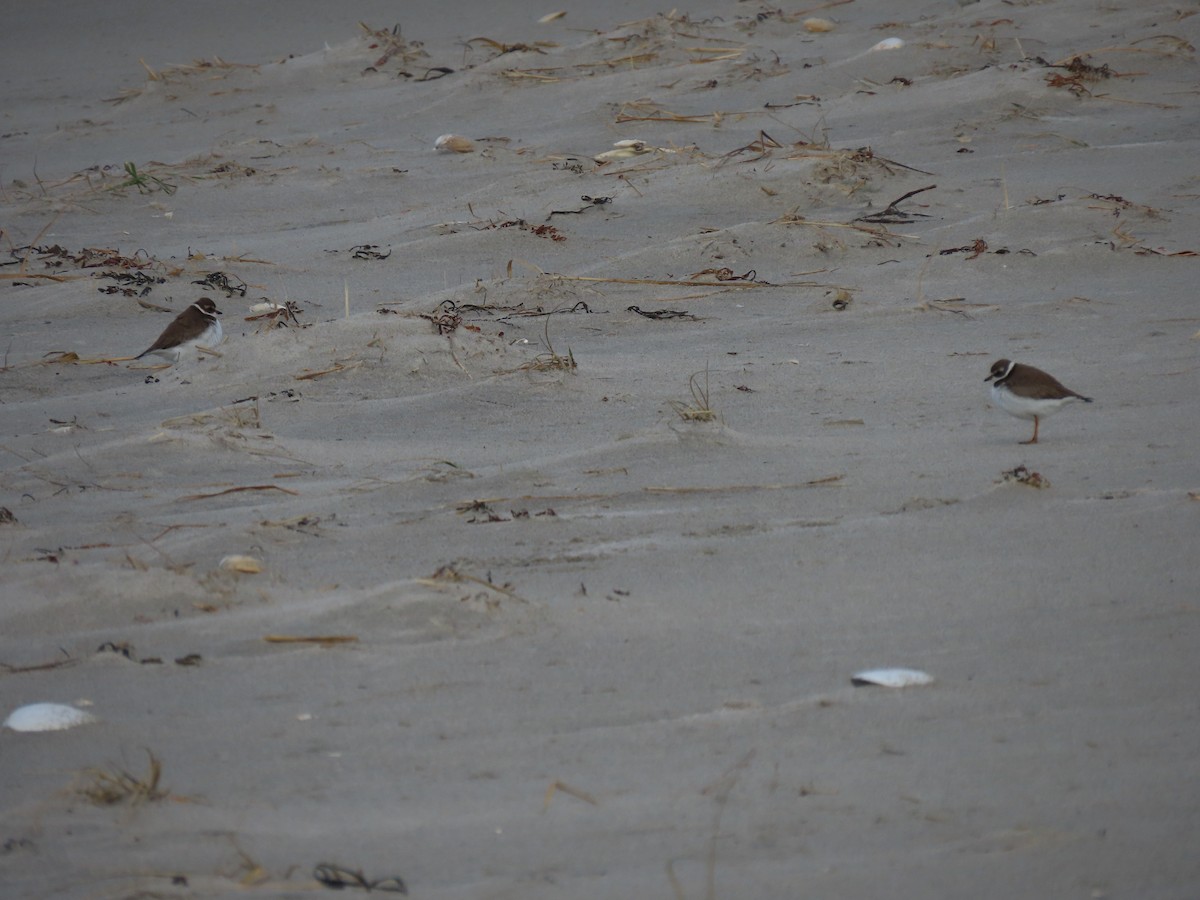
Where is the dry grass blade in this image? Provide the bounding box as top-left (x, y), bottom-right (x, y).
top-left (543, 273), bottom-right (817, 289)
top-left (0, 272), bottom-right (74, 282)
top-left (38, 351), bottom-right (79, 364)
top-left (294, 359), bottom-right (363, 381)
top-left (645, 474), bottom-right (844, 494)
top-left (0, 655), bottom-right (79, 674)
top-left (465, 35), bottom-right (556, 55)
top-left (590, 51), bottom-right (660, 68)
top-left (614, 100), bottom-right (718, 124)
top-left (263, 635), bottom-right (359, 646)
top-left (718, 129), bottom-right (785, 165)
top-left (80, 750), bottom-right (166, 806)
top-left (501, 69), bottom-right (562, 82)
top-left (687, 47), bottom-right (744, 63)
top-left (543, 779), bottom-right (599, 810)
top-left (773, 211), bottom-right (914, 245)
top-left (1126, 34), bottom-right (1195, 55)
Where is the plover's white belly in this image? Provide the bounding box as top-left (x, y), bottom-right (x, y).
top-left (991, 384), bottom-right (1074, 420)
top-left (173, 318), bottom-right (223, 355)
top-left (145, 318), bottom-right (223, 362)
top-left (194, 318), bottom-right (223, 349)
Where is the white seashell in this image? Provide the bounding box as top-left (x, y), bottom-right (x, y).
top-left (868, 38), bottom-right (906, 52)
top-left (434, 134), bottom-right (476, 154)
top-left (248, 300), bottom-right (284, 314)
top-left (220, 554), bottom-right (264, 574)
top-left (803, 17), bottom-right (836, 33)
top-left (594, 140), bottom-right (652, 162)
top-left (4, 702), bottom-right (98, 732)
top-left (851, 668), bottom-right (934, 688)
top-left (538, 11), bottom-right (566, 23)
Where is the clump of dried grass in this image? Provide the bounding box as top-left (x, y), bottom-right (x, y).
top-left (79, 750), bottom-right (167, 806)
top-left (519, 317), bottom-right (577, 373)
top-left (669, 367), bottom-right (718, 423)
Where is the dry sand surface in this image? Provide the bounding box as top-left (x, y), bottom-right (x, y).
top-left (2, 1), bottom-right (1199, 897)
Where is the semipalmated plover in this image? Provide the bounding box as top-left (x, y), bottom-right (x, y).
top-left (985, 358), bottom-right (1092, 444)
top-left (136, 297), bottom-right (223, 363)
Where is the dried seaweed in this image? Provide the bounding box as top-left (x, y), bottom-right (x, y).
top-left (939, 238), bottom-right (989, 260)
top-left (313, 864), bottom-right (407, 893)
top-left (418, 565), bottom-right (528, 604)
top-left (456, 499), bottom-right (557, 524)
top-left (179, 484), bottom-right (300, 501)
top-left (999, 465), bottom-right (1050, 489)
top-left (854, 184), bottom-right (937, 224)
top-left (192, 271), bottom-right (247, 296)
top-left (547, 195), bottom-right (612, 218)
top-left (629, 305), bottom-right (697, 320)
top-left (5, 243), bottom-right (162, 286)
top-left (350, 243), bottom-right (392, 260)
top-left (97, 268), bottom-right (166, 298)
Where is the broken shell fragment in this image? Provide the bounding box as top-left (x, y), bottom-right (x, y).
top-left (594, 139), bottom-right (668, 162)
top-left (869, 38), bottom-right (905, 52)
top-left (220, 554), bottom-right (264, 574)
top-left (803, 17), bottom-right (836, 33)
top-left (851, 668), bottom-right (934, 688)
top-left (4, 702), bottom-right (98, 732)
top-left (595, 139), bottom-right (649, 161)
top-left (434, 134), bottom-right (476, 154)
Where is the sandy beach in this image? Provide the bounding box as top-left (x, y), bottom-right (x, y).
top-left (2, 1), bottom-right (1199, 897)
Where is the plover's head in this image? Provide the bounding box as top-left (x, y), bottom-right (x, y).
top-left (985, 359), bottom-right (1012, 383)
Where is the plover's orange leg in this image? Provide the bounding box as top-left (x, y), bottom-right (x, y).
top-left (1020, 416), bottom-right (1040, 445)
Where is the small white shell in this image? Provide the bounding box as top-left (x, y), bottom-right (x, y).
top-left (868, 38), bottom-right (906, 52)
top-left (851, 668), bottom-right (934, 688)
top-left (4, 702), bottom-right (98, 732)
top-left (594, 140), bottom-right (653, 162)
top-left (220, 554), bottom-right (264, 574)
top-left (434, 134), bottom-right (476, 154)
